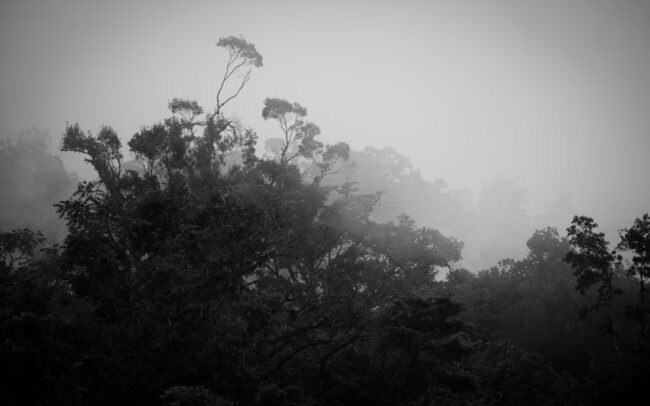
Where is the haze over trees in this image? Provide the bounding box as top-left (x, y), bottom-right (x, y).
top-left (0, 128), bottom-right (77, 242)
top-left (1, 36), bottom-right (649, 406)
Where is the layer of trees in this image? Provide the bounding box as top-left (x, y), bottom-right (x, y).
top-left (319, 148), bottom-right (565, 270)
top-left (445, 219), bottom-right (650, 404)
top-left (1, 36), bottom-right (648, 405)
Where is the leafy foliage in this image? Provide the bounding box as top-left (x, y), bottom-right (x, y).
top-left (3, 36), bottom-right (648, 406)
top-left (0, 36), bottom-right (471, 406)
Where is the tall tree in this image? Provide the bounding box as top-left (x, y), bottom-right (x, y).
top-left (617, 214), bottom-right (650, 343)
top-left (47, 35), bottom-right (467, 406)
top-left (215, 35), bottom-right (263, 116)
top-left (261, 97), bottom-right (350, 183)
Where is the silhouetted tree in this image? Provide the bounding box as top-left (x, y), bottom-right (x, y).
top-left (38, 35), bottom-right (466, 406)
top-left (617, 214), bottom-right (650, 343)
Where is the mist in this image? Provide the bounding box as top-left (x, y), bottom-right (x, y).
top-left (2, 0), bottom-right (649, 257)
top-left (4, 1), bottom-right (650, 404)
top-left (3, 0), bottom-right (649, 272)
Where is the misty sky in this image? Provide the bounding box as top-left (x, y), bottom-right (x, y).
top-left (2, 0), bottom-right (649, 229)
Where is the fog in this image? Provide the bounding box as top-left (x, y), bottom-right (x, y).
top-left (2, 0), bottom-right (649, 270)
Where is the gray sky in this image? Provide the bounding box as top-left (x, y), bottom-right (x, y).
top-left (2, 0), bottom-right (649, 228)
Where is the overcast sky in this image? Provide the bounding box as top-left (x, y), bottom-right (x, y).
top-left (2, 0), bottom-right (649, 228)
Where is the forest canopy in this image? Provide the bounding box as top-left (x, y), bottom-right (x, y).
top-left (1, 36), bottom-right (649, 406)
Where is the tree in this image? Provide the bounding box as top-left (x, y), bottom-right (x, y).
top-left (262, 98), bottom-right (314, 167)
top-left (566, 216), bottom-right (618, 301)
top-left (444, 227), bottom-right (597, 375)
top-left (0, 227), bottom-right (79, 406)
top-left (215, 35), bottom-right (263, 116)
top-left (261, 97), bottom-right (350, 183)
top-left (565, 215), bottom-right (623, 360)
top-left (617, 214), bottom-right (650, 343)
top-left (0, 228), bottom-right (44, 272)
top-left (373, 296), bottom-right (473, 404)
top-left (43, 35), bottom-right (470, 406)
top-left (564, 214), bottom-right (650, 402)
